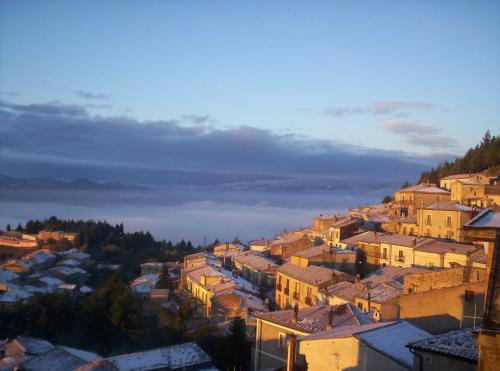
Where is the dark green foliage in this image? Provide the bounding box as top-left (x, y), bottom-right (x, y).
top-left (156, 265), bottom-right (173, 290)
top-left (197, 317), bottom-right (252, 370)
top-left (419, 131), bottom-right (500, 184)
top-left (381, 195), bottom-right (394, 204)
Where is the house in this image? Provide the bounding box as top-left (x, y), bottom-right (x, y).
top-left (399, 267), bottom-right (487, 333)
top-left (0, 259), bottom-right (31, 274)
top-left (185, 265), bottom-right (237, 316)
top-left (253, 303), bottom-right (373, 370)
top-left (0, 268), bottom-right (19, 283)
top-left (275, 262), bottom-right (343, 309)
top-left (339, 231), bottom-right (390, 273)
top-left (37, 230), bottom-right (78, 242)
top-left (269, 235), bottom-right (314, 260)
top-left (413, 240), bottom-right (485, 269)
top-left (233, 252), bottom-right (277, 289)
top-left (0, 231), bottom-right (38, 248)
top-left (140, 262), bottom-right (165, 275)
top-left (78, 342), bottom-right (213, 371)
top-left (23, 345), bottom-right (101, 371)
top-left (290, 245), bottom-right (357, 274)
top-left (249, 237), bottom-right (275, 253)
top-left (212, 242), bottom-right (246, 260)
top-left (21, 249), bottom-right (57, 270)
top-left (376, 234), bottom-right (432, 268)
top-left (211, 288), bottom-right (267, 326)
top-left (440, 173), bottom-right (487, 190)
top-left (322, 266), bottom-right (427, 321)
top-left (311, 214), bottom-right (358, 244)
top-left (415, 201), bottom-right (479, 241)
top-left (0, 336), bottom-right (55, 370)
top-left (296, 320), bottom-right (431, 371)
top-left (0, 287), bottom-right (32, 310)
top-left (393, 183), bottom-right (451, 216)
top-left (129, 273), bottom-right (160, 301)
top-left (408, 328), bottom-right (478, 371)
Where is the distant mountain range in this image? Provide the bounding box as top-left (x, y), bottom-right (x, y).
top-left (0, 175), bottom-right (148, 191)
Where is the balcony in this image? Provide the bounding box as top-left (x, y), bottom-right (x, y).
top-left (394, 255), bottom-right (405, 263)
top-left (293, 292), bottom-right (300, 300)
top-left (277, 283), bottom-right (282, 291)
top-left (284, 287), bottom-right (290, 295)
top-left (305, 297), bottom-right (313, 306)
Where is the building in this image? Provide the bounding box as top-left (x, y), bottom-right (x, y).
top-left (415, 201), bottom-right (478, 241)
top-left (211, 288), bottom-right (267, 326)
top-left (440, 173), bottom-right (487, 190)
top-left (253, 303), bottom-right (373, 370)
top-left (413, 240), bottom-right (485, 269)
top-left (233, 252), bottom-right (277, 289)
top-left (0, 231), bottom-right (38, 248)
top-left (408, 328), bottom-right (478, 371)
top-left (296, 321), bottom-right (431, 371)
top-left (377, 234), bottom-right (432, 268)
top-left (399, 267), bottom-right (486, 333)
top-left (249, 237), bottom-right (275, 253)
top-left (393, 183), bottom-right (451, 216)
top-left (340, 231), bottom-right (389, 273)
top-left (213, 242), bottom-right (246, 258)
top-left (23, 345), bottom-right (101, 371)
top-left (0, 259), bottom-right (31, 274)
top-left (37, 230), bottom-right (78, 242)
top-left (78, 342), bottom-right (214, 371)
top-left (275, 262), bottom-right (349, 309)
top-left (269, 235), bottom-right (314, 260)
top-left (311, 214), bottom-right (358, 244)
top-left (290, 244), bottom-right (357, 274)
top-left (185, 265), bottom-right (237, 316)
top-left (129, 273), bottom-right (160, 301)
top-left (140, 262), bottom-right (164, 275)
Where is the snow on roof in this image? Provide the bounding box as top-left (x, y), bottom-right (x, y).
top-left (49, 266), bottom-right (86, 276)
top-left (277, 262), bottom-right (334, 287)
top-left (340, 231), bottom-right (389, 246)
top-left (415, 241), bottom-right (481, 255)
top-left (299, 321), bottom-right (393, 341)
top-left (465, 209), bottom-right (500, 229)
top-left (62, 258), bottom-right (82, 267)
top-left (0, 268), bottom-right (19, 283)
top-left (15, 336), bottom-right (54, 355)
top-left (105, 342), bottom-right (211, 371)
top-left (255, 303), bottom-right (373, 334)
top-left (293, 245), bottom-right (355, 259)
top-left (397, 183), bottom-right (449, 194)
top-left (23, 346), bottom-right (98, 371)
top-left (62, 346), bottom-right (102, 362)
top-left (425, 201), bottom-right (475, 212)
top-left (22, 250), bottom-right (55, 265)
top-left (0, 288), bottom-right (32, 303)
top-left (377, 234), bottom-right (432, 248)
top-left (233, 253), bottom-right (277, 271)
top-left (442, 173), bottom-right (481, 180)
top-left (58, 283), bottom-right (77, 290)
top-left (356, 321), bottom-right (431, 368)
top-left (39, 275), bottom-right (64, 287)
top-left (80, 286), bottom-right (93, 294)
top-left (408, 327), bottom-right (478, 362)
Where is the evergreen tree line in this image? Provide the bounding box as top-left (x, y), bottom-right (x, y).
top-left (15, 216), bottom-right (200, 280)
top-left (0, 274), bottom-right (252, 369)
top-left (419, 130), bottom-right (500, 184)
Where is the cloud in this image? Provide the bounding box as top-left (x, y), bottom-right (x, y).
top-left (181, 114), bottom-right (211, 124)
top-left (325, 100), bottom-right (441, 117)
top-left (0, 90), bottom-right (20, 97)
top-left (0, 99), bottom-right (442, 187)
top-left (75, 90), bottom-right (109, 100)
top-left (381, 119), bottom-right (458, 149)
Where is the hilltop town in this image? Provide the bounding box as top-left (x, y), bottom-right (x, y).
top-left (1, 151), bottom-right (500, 370)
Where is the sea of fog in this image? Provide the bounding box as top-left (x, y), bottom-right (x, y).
top-left (0, 175), bottom-right (398, 245)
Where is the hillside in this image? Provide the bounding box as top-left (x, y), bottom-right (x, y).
top-left (419, 131), bottom-right (500, 184)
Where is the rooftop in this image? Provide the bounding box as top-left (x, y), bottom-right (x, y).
top-left (465, 209), bottom-right (500, 229)
top-left (397, 183), bottom-right (450, 194)
top-left (408, 327), bottom-right (478, 363)
top-left (233, 253), bottom-right (277, 271)
top-left (424, 201), bottom-right (475, 212)
top-left (292, 245), bottom-right (355, 259)
top-left (415, 241), bottom-right (482, 255)
top-left (356, 321), bottom-right (431, 368)
top-left (277, 262), bottom-right (334, 286)
top-left (104, 342), bottom-right (211, 371)
top-left (340, 231), bottom-right (389, 246)
top-left (255, 303), bottom-right (373, 334)
top-left (442, 173), bottom-right (481, 180)
top-left (377, 234), bottom-right (432, 248)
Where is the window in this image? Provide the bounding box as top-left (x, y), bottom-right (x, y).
top-left (426, 215), bottom-right (432, 226)
top-left (410, 227), bottom-right (414, 236)
top-left (465, 290), bottom-right (474, 302)
top-left (446, 216), bottom-right (452, 227)
top-left (426, 229), bottom-right (431, 237)
top-left (382, 248), bottom-right (387, 259)
top-left (278, 333), bottom-right (287, 349)
top-left (402, 227), bottom-right (407, 236)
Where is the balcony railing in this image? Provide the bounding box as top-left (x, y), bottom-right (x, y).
top-left (305, 297), bottom-right (313, 306)
top-left (394, 255), bottom-right (405, 263)
top-left (293, 292), bottom-right (300, 300)
top-left (277, 283), bottom-right (282, 291)
top-left (284, 287), bottom-right (290, 295)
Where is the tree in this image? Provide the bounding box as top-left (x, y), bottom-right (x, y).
top-left (156, 265), bottom-right (173, 290)
top-left (15, 223), bottom-right (23, 232)
top-left (6, 224), bottom-right (11, 231)
top-left (225, 317), bottom-right (252, 370)
top-left (381, 195), bottom-right (394, 204)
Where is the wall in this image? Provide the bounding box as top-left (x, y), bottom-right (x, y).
top-left (399, 281), bottom-right (486, 333)
top-left (417, 208), bottom-right (473, 242)
top-left (412, 349), bottom-right (476, 371)
top-left (298, 337), bottom-right (409, 371)
top-left (275, 272), bottom-right (325, 309)
top-left (403, 267), bottom-right (486, 294)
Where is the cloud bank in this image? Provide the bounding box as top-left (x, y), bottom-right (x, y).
top-left (325, 100), bottom-right (442, 117)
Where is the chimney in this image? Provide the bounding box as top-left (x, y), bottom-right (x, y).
top-left (286, 334), bottom-right (297, 371)
top-left (326, 309), bottom-right (334, 330)
top-left (292, 303), bottom-right (299, 324)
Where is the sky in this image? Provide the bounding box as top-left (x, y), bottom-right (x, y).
top-left (0, 1), bottom-right (499, 242)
